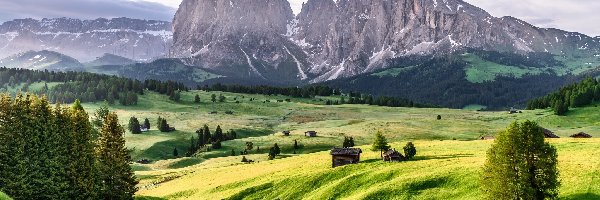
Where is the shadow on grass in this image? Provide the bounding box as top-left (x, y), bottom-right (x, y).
top-left (362, 176), bottom-right (451, 200)
top-left (413, 154), bottom-right (474, 161)
top-left (135, 138), bottom-right (190, 161)
top-left (135, 196), bottom-right (166, 200)
top-left (561, 193), bottom-right (600, 200)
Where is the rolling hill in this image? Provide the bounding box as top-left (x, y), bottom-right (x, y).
top-left (70, 88), bottom-right (600, 199)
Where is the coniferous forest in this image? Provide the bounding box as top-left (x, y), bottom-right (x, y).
top-left (0, 94), bottom-right (137, 199)
top-left (527, 77), bottom-right (600, 115)
top-left (0, 67), bottom-right (188, 105)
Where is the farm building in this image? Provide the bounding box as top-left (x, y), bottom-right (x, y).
top-left (509, 107), bottom-right (519, 114)
top-left (541, 128), bottom-right (560, 138)
top-left (382, 149), bottom-right (405, 162)
top-left (481, 136), bottom-right (495, 140)
top-left (570, 132), bottom-right (592, 138)
top-left (330, 148), bottom-right (362, 168)
top-left (282, 131), bottom-right (290, 136)
top-left (305, 131), bottom-right (317, 137)
top-left (140, 125), bottom-right (149, 132)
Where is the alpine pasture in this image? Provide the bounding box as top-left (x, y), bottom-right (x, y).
top-left (75, 89), bottom-right (600, 199)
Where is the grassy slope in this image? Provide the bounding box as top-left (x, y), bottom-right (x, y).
top-left (77, 90), bottom-right (600, 199)
top-left (0, 192), bottom-right (11, 200)
top-left (136, 139), bottom-right (600, 199)
top-left (462, 53), bottom-right (546, 83)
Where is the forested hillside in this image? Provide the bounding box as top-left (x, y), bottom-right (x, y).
top-left (0, 67), bottom-right (187, 105)
top-left (325, 50), bottom-right (600, 109)
top-left (528, 77), bottom-right (600, 115)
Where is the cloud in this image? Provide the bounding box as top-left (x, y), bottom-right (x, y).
top-left (463, 0), bottom-right (600, 36)
top-left (0, 0), bottom-right (176, 22)
top-left (1, 0), bottom-right (598, 36)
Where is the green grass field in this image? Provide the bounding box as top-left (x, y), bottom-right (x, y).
top-left (462, 53), bottom-right (547, 83)
top-left (78, 90), bottom-right (600, 199)
top-left (0, 191), bottom-right (11, 200)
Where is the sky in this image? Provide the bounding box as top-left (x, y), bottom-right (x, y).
top-left (0, 0), bottom-right (598, 36)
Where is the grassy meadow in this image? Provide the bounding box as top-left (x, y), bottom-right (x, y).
top-left (77, 89), bottom-right (600, 199)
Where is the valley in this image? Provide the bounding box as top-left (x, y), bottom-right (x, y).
top-left (73, 89), bottom-right (600, 199)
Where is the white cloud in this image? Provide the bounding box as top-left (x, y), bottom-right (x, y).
top-left (129, 0), bottom-right (181, 8)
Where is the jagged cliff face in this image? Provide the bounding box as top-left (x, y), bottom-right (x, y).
top-left (171, 0), bottom-right (600, 83)
top-left (0, 17), bottom-right (172, 62)
top-left (171, 0), bottom-right (311, 82)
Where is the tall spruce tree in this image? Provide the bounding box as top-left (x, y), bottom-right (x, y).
top-left (372, 131), bottom-right (391, 153)
top-left (482, 121), bottom-right (559, 199)
top-left (92, 101), bottom-right (110, 128)
top-left (96, 113), bottom-right (138, 199)
top-left (128, 117), bottom-right (142, 134)
top-left (203, 125), bottom-right (212, 143)
top-left (66, 99), bottom-right (97, 199)
top-left (143, 118), bottom-right (151, 130)
top-left (214, 125), bottom-right (223, 142)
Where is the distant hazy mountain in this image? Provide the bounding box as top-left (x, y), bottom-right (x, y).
top-left (0, 50), bottom-right (83, 71)
top-left (85, 53), bottom-right (135, 67)
top-left (170, 0), bottom-right (599, 83)
top-left (0, 17), bottom-right (172, 62)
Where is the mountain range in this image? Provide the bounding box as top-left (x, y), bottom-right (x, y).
top-left (0, 17), bottom-right (172, 62)
top-left (170, 0), bottom-right (599, 83)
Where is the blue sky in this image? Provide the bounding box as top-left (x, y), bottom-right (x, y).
top-left (0, 0), bottom-right (598, 36)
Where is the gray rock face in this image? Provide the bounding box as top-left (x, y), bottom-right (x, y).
top-left (171, 0), bottom-right (600, 82)
top-left (171, 0), bottom-right (310, 82)
top-left (0, 17), bottom-right (172, 62)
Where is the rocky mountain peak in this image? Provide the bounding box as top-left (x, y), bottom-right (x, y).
top-left (171, 0), bottom-right (600, 83)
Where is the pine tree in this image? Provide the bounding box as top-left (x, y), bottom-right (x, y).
top-left (96, 113), bottom-right (138, 200)
top-left (273, 143), bottom-right (281, 155)
top-left (92, 101), bottom-right (109, 128)
top-left (196, 128), bottom-right (205, 147)
top-left (188, 136), bottom-right (197, 156)
top-left (203, 125), bottom-right (212, 143)
top-left (231, 149), bottom-right (236, 156)
top-left (403, 142), bottom-right (417, 160)
top-left (143, 118), bottom-right (150, 130)
top-left (194, 94), bottom-right (201, 103)
top-left (173, 147), bottom-right (178, 157)
top-left (211, 94), bottom-right (216, 103)
top-left (128, 117), bottom-right (142, 134)
top-left (372, 131), bottom-right (391, 154)
top-left (214, 125), bottom-right (223, 142)
top-left (66, 99), bottom-right (97, 199)
top-left (293, 140), bottom-right (299, 149)
top-left (482, 121), bottom-right (559, 199)
top-left (156, 116), bottom-right (163, 130)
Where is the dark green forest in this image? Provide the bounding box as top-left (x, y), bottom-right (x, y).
top-left (0, 67), bottom-right (188, 105)
top-left (527, 77), bottom-right (600, 115)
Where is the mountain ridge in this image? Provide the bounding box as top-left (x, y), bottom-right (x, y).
top-left (0, 17), bottom-right (173, 62)
top-left (171, 0), bottom-right (599, 83)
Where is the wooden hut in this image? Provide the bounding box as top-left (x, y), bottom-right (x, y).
top-left (541, 128), bottom-right (560, 138)
top-left (382, 149), bottom-right (405, 162)
top-left (570, 132), bottom-right (592, 138)
top-left (305, 131), bottom-right (317, 137)
top-left (282, 131), bottom-right (290, 136)
top-left (330, 148), bottom-right (362, 168)
top-left (481, 136), bottom-right (495, 140)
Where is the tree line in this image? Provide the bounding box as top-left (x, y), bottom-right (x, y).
top-left (0, 67), bottom-right (188, 105)
top-left (200, 83), bottom-right (338, 98)
top-left (187, 125), bottom-right (237, 156)
top-left (527, 77), bottom-right (600, 115)
top-left (0, 94), bottom-right (137, 200)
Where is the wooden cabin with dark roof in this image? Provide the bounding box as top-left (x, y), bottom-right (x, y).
top-left (541, 128), bottom-right (560, 138)
top-left (305, 131), bottom-right (317, 137)
top-left (282, 131), bottom-right (290, 136)
top-left (570, 132), bottom-right (592, 138)
top-left (330, 148), bottom-right (362, 168)
top-left (382, 149), bottom-right (405, 162)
